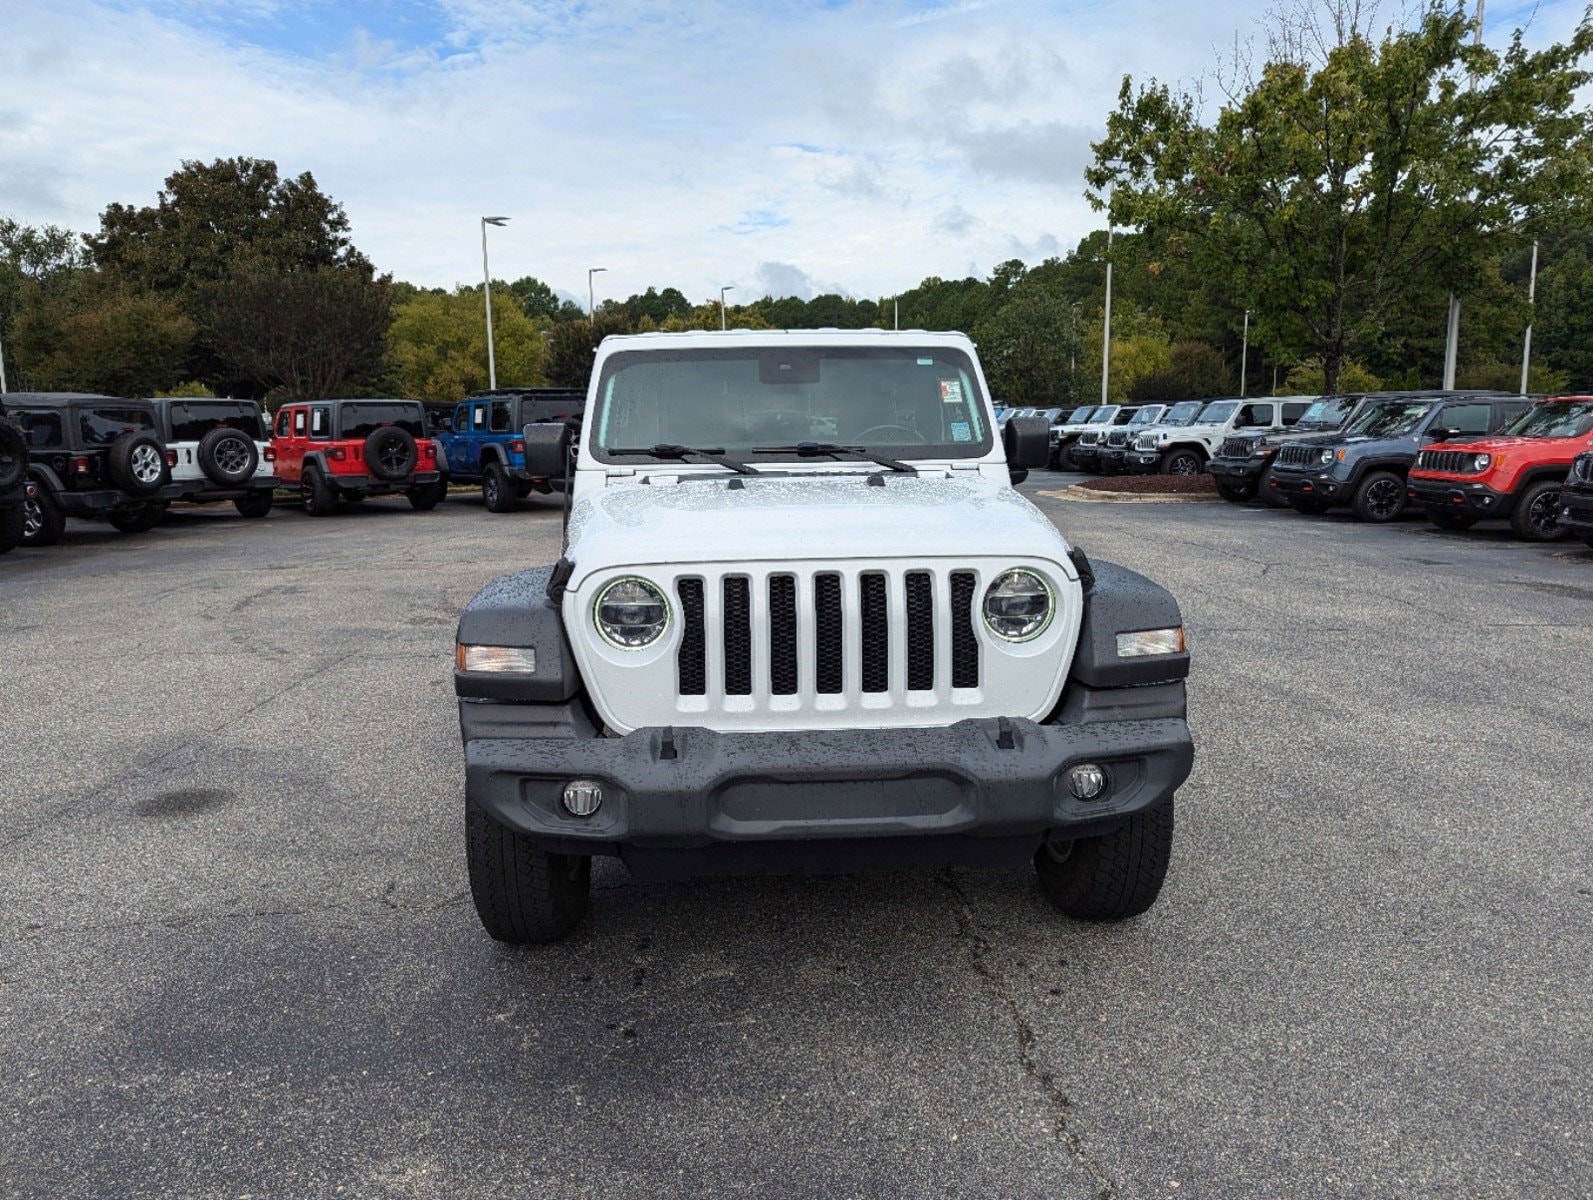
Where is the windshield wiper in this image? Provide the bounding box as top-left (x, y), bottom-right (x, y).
top-left (751, 442), bottom-right (917, 474)
top-left (606, 444), bottom-right (760, 475)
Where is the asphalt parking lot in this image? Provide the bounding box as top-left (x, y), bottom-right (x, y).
top-left (2, 474), bottom-right (1590, 1199)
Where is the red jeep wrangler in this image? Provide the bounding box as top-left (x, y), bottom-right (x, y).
top-left (270, 398), bottom-right (446, 516)
top-left (1407, 395), bottom-right (1593, 540)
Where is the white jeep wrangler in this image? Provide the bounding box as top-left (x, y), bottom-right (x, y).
top-left (453, 331), bottom-right (1194, 943)
top-left (152, 397), bottom-right (278, 517)
top-left (1125, 397), bottom-right (1310, 476)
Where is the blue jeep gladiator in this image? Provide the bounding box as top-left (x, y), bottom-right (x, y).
top-left (435, 388), bottom-right (585, 512)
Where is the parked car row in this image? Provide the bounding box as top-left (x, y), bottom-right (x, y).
top-left (1043, 389), bottom-right (1593, 545)
top-left (0, 386), bottom-right (587, 554)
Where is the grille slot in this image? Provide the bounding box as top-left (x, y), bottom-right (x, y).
top-left (1417, 449), bottom-right (1476, 474)
top-left (814, 573), bottom-right (844, 694)
top-left (769, 575), bottom-right (798, 695)
top-left (723, 577), bottom-right (752, 695)
top-left (1220, 436), bottom-right (1254, 458)
top-left (677, 579), bottom-right (706, 696)
top-left (950, 571), bottom-right (979, 688)
top-left (905, 572), bottom-right (935, 690)
top-left (860, 573), bottom-right (889, 693)
top-left (1276, 443), bottom-right (1321, 467)
top-left (1106, 429), bottom-right (1130, 448)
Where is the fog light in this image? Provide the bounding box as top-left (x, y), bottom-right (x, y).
top-left (562, 779), bottom-right (603, 817)
top-left (1067, 763), bottom-right (1108, 801)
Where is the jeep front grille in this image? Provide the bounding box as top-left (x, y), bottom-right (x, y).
top-left (1220, 436), bottom-right (1255, 459)
top-left (1417, 449), bottom-right (1479, 474)
top-left (1105, 429), bottom-right (1131, 448)
top-left (1135, 432), bottom-right (1158, 450)
top-left (1275, 443), bottom-right (1322, 467)
top-left (1078, 431), bottom-right (1101, 447)
top-left (675, 566), bottom-right (979, 702)
top-left (1575, 454), bottom-right (1593, 483)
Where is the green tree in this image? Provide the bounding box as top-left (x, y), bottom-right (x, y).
top-left (509, 275), bottom-right (588, 322)
top-left (1088, 4), bottom-right (1593, 392)
top-left (1128, 341), bottom-right (1234, 402)
top-left (544, 313), bottom-right (633, 390)
top-left (388, 286), bottom-right (546, 402)
top-left (1535, 248), bottom-right (1593, 389)
top-left (12, 278), bottom-right (192, 396)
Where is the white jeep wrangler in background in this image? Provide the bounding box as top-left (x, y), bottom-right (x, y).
top-left (452, 331), bottom-right (1195, 943)
top-left (153, 397), bottom-right (278, 518)
top-left (1125, 397), bottom-right (1313, 476)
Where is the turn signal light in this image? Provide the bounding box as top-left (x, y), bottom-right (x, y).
top-left (1115, 627), bottom-right (1186, 658)
top-left (456, 644), bottom-right (537, 674)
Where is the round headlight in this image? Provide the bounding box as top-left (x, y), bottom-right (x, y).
top-left (982, 570), bottom-right (1054, 642)
top-left (594, 577), bottom-right (669, 648)
top-left (1319, 449), bottom-right (1335, 464)
top-left (1472, 454), bottom-right (1491, 471)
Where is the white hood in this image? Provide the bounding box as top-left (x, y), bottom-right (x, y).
top-left (564, 470), bottom-right (1073, 584)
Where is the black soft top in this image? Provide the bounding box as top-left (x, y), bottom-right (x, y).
top-left (0, 391), bottom-right (132, 408)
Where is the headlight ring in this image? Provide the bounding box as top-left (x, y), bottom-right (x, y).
top-left (593, 576), bottom-right (670, 648)
top-left (982, 569), bottom-right (1054, 642)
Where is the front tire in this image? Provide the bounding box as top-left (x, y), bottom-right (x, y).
top-left (407, 480), bottom-right (446, 511)
top-left (1509, 479), bottom-right (1567, 542)
top-left (1036, 797), bottom-right (1174, 920)
top-left (234, 490), bottom-right (274, 518)
top-left (1161, 449), bottom-right (1204, 477)
top-left (1215, 480), bottom-right (1254, 503)
top-left (0, 501), bottom-right (22, 554)
top-left (107, 504), bottom-right (166, 534)
top-left (1352, 470), bottom-right (1407, 522)
top-left (1287, 495), bottom-right (1332, 515)
top-left (1258, 464), bottom-right (1290, 508)
top-left (1427, 508), bottom-right (1477, 531)
top-left (466, 801), bottom-right (591, 944)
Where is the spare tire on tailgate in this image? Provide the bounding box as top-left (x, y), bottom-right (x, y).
top-left (107, 431), bottom-right (170, 495)
top-left (0, 420), bottom-right (25, 490)
top-left (365, 427), bottom-right (417, 481)
top-left (197, 425), bottom-right (259, 486)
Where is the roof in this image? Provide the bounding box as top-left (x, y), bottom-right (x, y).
top-left (0, 391), bottom-right (126, 407)
top-left (598, 328), bottom-right (976, 349)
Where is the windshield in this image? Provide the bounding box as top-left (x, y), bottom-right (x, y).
top-left (1063, 406), bottom-right (1093, 423)
top-left (1129, 406), bottom-right (1164, 426)
top-left (1345, 400), bottom-right (1435, 438)
top-left (79, 406), bottom-right (156, 446)
top-left (593, 345), bottom-right (992, 461)
top-left (1297, 396), bottom-right (1355, 428)
top-left (1087, 405), bottom-right (1120, 425)
top-left (340, 402), bottom-right (425, 439)
top-left (1162, 401), bottom-right (1203, 425)
top-left (167, 402), bottom-right (263, 441)
top-left (1194, 401), bottom-right (1238, 425)
top-left (1503, 399), bottom-right (1593, 439)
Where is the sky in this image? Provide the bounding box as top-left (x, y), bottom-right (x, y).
top-left (0, 0), bottom-right (1581, 307)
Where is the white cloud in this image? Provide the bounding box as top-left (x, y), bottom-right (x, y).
top-left (1, 0), bottom-right (1584, 306)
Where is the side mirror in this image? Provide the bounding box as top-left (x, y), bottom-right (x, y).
top-left (523, 422), bottom-right (571, 478)
top-left (1003, 416), bottom-right (1050, 470)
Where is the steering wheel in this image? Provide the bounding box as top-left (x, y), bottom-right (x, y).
top-left (853, 424), bottom-right (927, 444)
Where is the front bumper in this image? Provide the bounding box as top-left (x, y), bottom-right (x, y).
top-left (1407, 476), bottom-right (1515, 517)
top-left (463, 700), bottom-right (1194, 875)
top-left (1207, 457), bottom-right (1267, 483)
top-left (1267, 468), bottom-right (1345, 503)
top-left (1558, 482), bottom-right (1593, 537)
top-left (1125, 451), bottom-right (1162, 472)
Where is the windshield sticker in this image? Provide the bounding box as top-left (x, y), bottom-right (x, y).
top-left (950, 421), bottom-right (972, 442)
top-left (940, 380), bottom-right (963, 404)
top-left (917, 357), bottom-right (934, 366)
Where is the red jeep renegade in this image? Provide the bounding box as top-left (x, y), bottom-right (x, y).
top-left (1407, 395), bottom-right (1593, 541)
top-left (270, 398), bottom-right (447, 516)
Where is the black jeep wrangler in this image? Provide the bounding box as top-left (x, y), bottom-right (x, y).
top-left (1559, 450), bottom-right (1593, 549)
top-left (0, 416), bottom-right (25, 555)
top-left (1, 392), bottom-right (180, 546)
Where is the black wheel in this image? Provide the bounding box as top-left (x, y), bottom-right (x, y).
top-left (1258, 464), bottom-right (1291, 508)
top-left (107, 504), bottom-right (166, 534)
top-left (1352, 470), bottom-right (1407, 522)
top-left (1035, 797), bottom-right (1174, 921)
top-left (482, 463), bottom-right (515, 513)
top-left (1427, 508), bottom-right (1477, 531)
top-left (0, 420), bottom-right (26, 490)
top-left (1161, 449), bottom-right (1204, 477)
top-left (106, 431), bottom-right (170, 495)
top-left (300, 467), bottom-right (338, 516)
top-left (233, 490), bottom-right (274, 518)
top-left (1509, 479), bottom-right (1567, 542)
top-left (364, 427), bottom-right (418, 482)
top-left (1215, 481), bottom-right (1254, 503)
top-left (0, 500), bottom-right (22, 555)
top-left (407, 480), bottom-right (446, 511)
top-left (466, 801), bottom-right (590, 944)
top-left (197, 426), bottom-right (258, 486)
top-left (21, 481), bottom-right (65, 547)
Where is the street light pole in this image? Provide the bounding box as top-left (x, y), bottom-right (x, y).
top-left (1520, 239), bottom-right (1539, 395)
top-left (480, 216), bottom-right (509, 390)
top-left (588, 267), bottom-right (608, 327)
top-left (0, 332), bottom-right (8, 394)
top-left (894, 298), bottom-right (899, 331)
top-left (1100, 227), bottom-right (1114, 404)
top-left (720, 285), bottom-right (735, 331)
top-left (1240, 310), bottom-right (1250, 398)
top-left (1445, 0), bottom-right (1485, 390)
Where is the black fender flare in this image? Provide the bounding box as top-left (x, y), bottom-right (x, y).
top-left (24, 463), bottom-right (66, 495)
top-left (1065, 558), bottom-right (1189, 689)
top-left (455, 565), bottom-right (582, 702)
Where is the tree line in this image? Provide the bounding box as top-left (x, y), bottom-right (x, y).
top-left (2, 3), bottom-right (1590, 406)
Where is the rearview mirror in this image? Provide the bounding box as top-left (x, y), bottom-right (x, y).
top-left (1427, 426), bottom-right (1460, 442)
top-left (523, 422), bottom-right (571, 478)
top-left (1003, 416), bottom-right (1050, 470)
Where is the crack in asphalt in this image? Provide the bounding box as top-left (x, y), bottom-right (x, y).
top-left (939, 869), bottom-right (1117, 1200)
